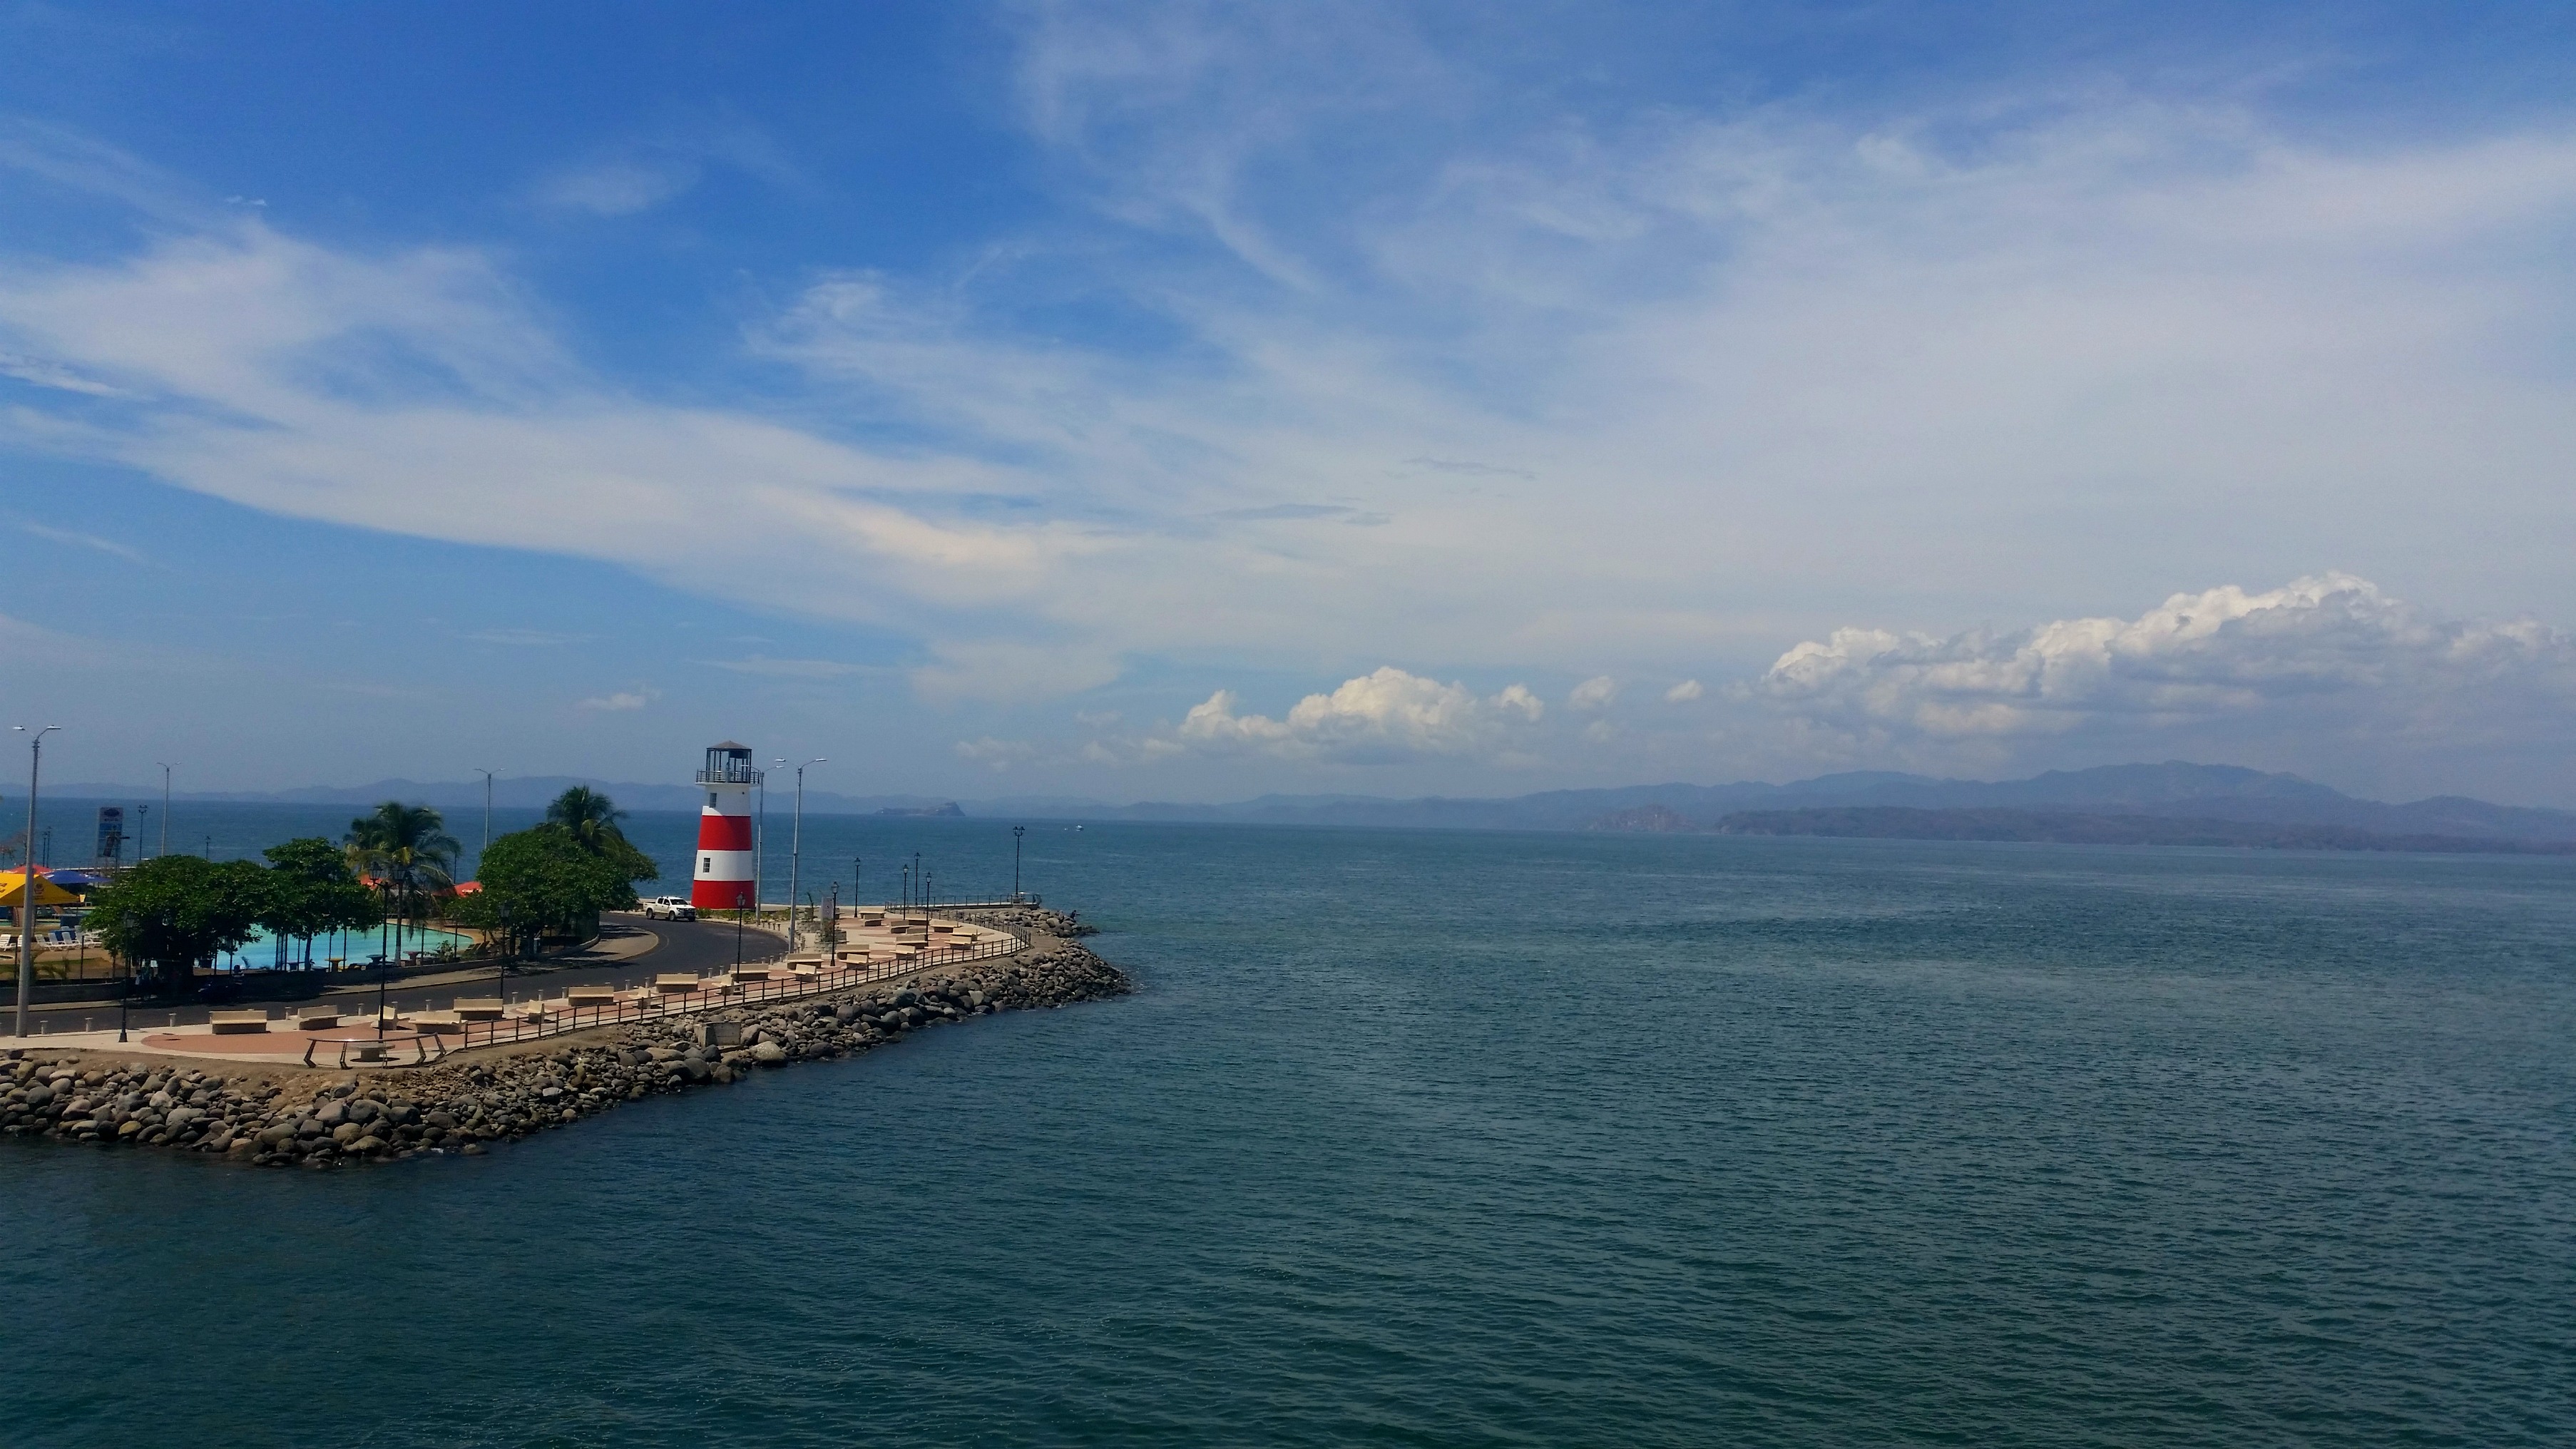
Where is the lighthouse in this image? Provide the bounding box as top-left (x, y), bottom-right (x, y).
top-left (690, 742), bottom-right (762, 912)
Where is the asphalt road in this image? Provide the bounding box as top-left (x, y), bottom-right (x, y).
top-left (18, 915), bottom-right (787, 1033)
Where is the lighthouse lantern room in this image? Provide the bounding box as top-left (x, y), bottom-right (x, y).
top-left (691, 742), bottom-right (762, 912)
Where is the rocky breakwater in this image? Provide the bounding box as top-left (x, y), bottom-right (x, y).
top-left (0, 922), bottom-right (1127, 1170)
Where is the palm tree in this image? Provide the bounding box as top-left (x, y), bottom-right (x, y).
top-left (546, 786), bottom-right (629, 850)
top-left (345, 802), bottom-right (460, 938)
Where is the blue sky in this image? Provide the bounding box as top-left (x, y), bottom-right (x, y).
top-left (4, 1), bottom-right (2574, 804)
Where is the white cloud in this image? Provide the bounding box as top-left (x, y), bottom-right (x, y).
top-left (702, 655), bottom-right (869, 678)
top-left (954, 737), bottom-right (1038, 770)
top-left (469, 628), bottom-right (586, 647)
top-left (0, 348), bottom-right (124, 396)
top-left (1568, 675), bottom-right (1617, 710)
top-left (1664, 679), bottom-right (1704, 702)
top-left (535, 160), bottom-right (699, 217)
top-left (577, 690), bottom-right (655, 712)
top-left (6, 58), bottom-right (2576, 764)
top-left (1757, 573), bottom-right (2576, 747)
top-left (1173, 666), bottom-right (1543, 762)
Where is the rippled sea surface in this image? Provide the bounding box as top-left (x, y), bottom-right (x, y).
top-left (6, 820), bottom-right (2574, 1447)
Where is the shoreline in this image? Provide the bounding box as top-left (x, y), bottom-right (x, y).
top-left (0, 907), bottom-right (1127, 1169)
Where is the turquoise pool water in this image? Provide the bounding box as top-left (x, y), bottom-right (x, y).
top-left (215, 921), bottom-right (471, 969)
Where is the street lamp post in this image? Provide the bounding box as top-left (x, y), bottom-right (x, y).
top-left (1013, 825), bottom-right (1025, 902)
top-left (136, 803), bottom-right (148, 864)
top-left (735, 889), bottom-right (747, 969)
top-left (14, 724), bottom-right (60, 1038)
top-left (117, 952), bottom-right (131, 1043)
top-left (474, 769), bottom-right (496, 868)
top-left (156, 762), bottom-right (171, 856)
top-left (497, 900), bottom-right (513, 998)
top-left (776, 758), bottom-right (825, 948)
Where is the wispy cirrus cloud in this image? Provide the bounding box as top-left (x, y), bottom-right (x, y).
top-left (3, 13), bottom-right (2575, 803)
top-left (21, 520), bottom-right (143, 561)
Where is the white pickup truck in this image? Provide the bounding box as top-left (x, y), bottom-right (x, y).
top-left (640, 896), bottom-right (697, 921)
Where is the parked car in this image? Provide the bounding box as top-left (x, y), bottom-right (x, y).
top-left (640, 896), bottom-right (697, 921)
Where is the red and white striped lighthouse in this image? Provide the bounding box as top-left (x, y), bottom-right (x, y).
top-left (690, 742), bottom-right (762, 911)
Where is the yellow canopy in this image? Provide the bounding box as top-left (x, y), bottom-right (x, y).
top-left (0, 870), bottom-right (80, 908)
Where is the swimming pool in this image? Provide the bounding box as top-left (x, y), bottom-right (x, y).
top-left (218, 922), bottom-right (474, 970)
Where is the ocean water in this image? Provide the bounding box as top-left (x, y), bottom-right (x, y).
top-left (4, 821), bottom-right (2572, 1447)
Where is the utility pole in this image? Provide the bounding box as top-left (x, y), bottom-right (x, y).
top-left (15, 724), bottom-right (60, 1037)
top-left (776, 758), bottom-right (824, 947)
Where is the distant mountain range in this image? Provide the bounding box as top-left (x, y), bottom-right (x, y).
top-left (1707, 807), bottom-right (2576, 854)
top-left (41, 761), bottom-right (2576, 844)
top-left (992, 762), bottom-right (2576, 843)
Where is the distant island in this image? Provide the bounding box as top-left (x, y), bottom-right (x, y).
top-left (874, 803), bottom-right (964, 818)
top-left (1687, 807), bottom-right (2576, 855)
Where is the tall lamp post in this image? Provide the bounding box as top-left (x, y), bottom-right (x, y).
top-left (14, 724), bottom-right (60, 1038)
top-left (776, 757), bottom-right (824, 948)
top-left (474, 769), bottom-right (496, 869)
top-left (1013, 825), bottom-right (1026, 902)
top-left (136, 803), bottom-right (149, 864)
top-left (734, 888), bottom-right (747, 969)
top-left (155, 762), bottom-right (172, 856)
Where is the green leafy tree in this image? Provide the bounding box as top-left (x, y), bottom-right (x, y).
top-left (455, 824), bottom-right (645, 948)
top-left (544, 786), bottom-right (660, 886)
top-left (85, 855), bottom-right (275, 992)
top-left (546, 786), bottom-right (625, 846)
top-left (259, 836), bottom-right (381, 966)
top-left (346, 801), bottom-right (460, 928)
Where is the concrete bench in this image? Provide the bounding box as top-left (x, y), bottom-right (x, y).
top-left (409, 1010), bottom-right (464, 1033)
top-left (734, 963), bottom-right (776, 982)
top-left (455, 998), bottom-right (507, 1021)
top-left (655, 974), bottom-right (701, 995)
top-left (565, 985), bottom-right (618, 1007)
top-left (209, 1010), bottom-right (269, 1035)
top-left (292, 1007), bottom-right (341, 1030)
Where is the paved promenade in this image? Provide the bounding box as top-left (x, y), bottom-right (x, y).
top-left (6, 911), bottom-right (1013, 1067)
